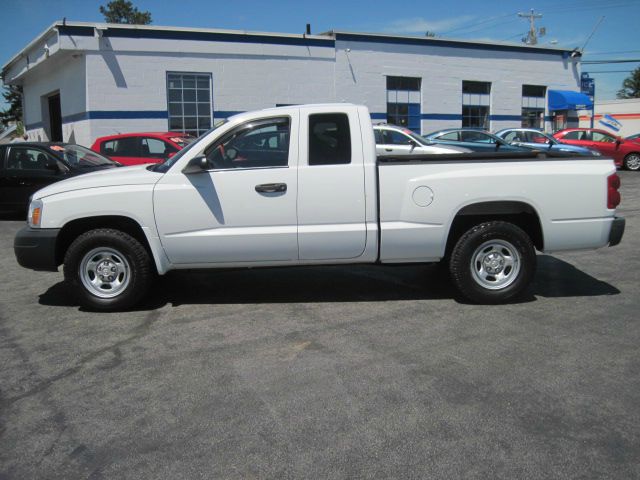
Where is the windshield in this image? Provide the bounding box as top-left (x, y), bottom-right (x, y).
top-left (152, 121), bottom-right (227, 173)
top-left (404, 129), bottom-right (431, 145)
top-left (51, 144), bottom-right (117, 167)
top-left (169, 135), bottom-right (196, 147)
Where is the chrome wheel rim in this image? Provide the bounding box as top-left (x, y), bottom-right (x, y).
top-left (79, 247), bottom-right (131, 298)
top-left (471, 240), bottom-right (521, 290)
top-left (626, 154), bottom-right (640, 170)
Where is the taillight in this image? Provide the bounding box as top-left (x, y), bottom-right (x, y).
top-left (607, 173), bottom-right (621, 209)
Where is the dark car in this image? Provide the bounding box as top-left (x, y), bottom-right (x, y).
top-left (423, 128), bottom-right (534, 152)
top-left (0, 142), bottom-right (119, 212)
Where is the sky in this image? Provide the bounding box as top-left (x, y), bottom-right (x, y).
top-left (1, 0), bottom-right (639, 110)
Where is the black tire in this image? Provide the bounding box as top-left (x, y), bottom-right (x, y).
top-left (449, 221), bottom-right (536, 304)
top-left (623, 153), bottom-right (640, 171)
top-left (63, 228), bottom-right (153, 311)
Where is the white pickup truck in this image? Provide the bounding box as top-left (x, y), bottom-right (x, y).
top-left (14, 104), bottom-right (625, 311)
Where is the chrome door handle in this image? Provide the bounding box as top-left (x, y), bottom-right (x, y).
top-left (255, 183), bottom-right (287, 193)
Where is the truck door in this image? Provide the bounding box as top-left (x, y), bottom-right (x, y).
top-left (297, 108), bottom-right (367, 260)
top-left (153, 114), bottom-right (299, 264)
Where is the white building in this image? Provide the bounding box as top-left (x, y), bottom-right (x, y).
top-left (579, 98), bottom-right (640, 137)
top-left (1, 21), bottom-right (589, 147)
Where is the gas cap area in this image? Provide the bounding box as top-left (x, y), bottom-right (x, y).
top-left (412, 186), bottom-right (434, 207)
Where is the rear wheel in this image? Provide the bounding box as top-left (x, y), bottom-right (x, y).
top-left (449, 221), bottom-right (536, 304)
top-left (623, 153), bottom-right (640, 171)
top-left (63, 229), bottom-right (153, 311)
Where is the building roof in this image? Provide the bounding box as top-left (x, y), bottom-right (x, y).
top-left (2, 20), bottom-right (579, 77)
top-left (327, 30), bottom-right (576, 56)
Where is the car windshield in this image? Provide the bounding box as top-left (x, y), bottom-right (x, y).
top-left (403, 129), bottom-right (431, 145)
top-left (169, 135), bottom-right (196, 147)
top-left (152, 121), bottom-right (227, 173)
top-left (52, 144), bottom-right (118, 167)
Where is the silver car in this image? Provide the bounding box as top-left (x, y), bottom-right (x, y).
top-left (373, 124), bottom-right (470, 156)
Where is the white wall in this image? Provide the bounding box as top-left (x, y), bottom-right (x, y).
top-left (21, 52), bottom-right (87, 143)
top-left (11, 24), bottom-right (584, 147)
top-left (80, 34), bottom-right (335, 144)
top-left (579, 98), bottom-right (640, 137)
top-left (334, 37), bottom-right (581, 134)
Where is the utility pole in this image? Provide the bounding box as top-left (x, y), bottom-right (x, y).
top-left (518, 9), bottom-right (543, 45)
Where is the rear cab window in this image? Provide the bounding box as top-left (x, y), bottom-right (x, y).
top-left (101, 137), bottom-right (140, 157)
top-left (308, 113), bottom-right (351, 165)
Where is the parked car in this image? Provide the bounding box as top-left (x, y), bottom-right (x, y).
top-left (0, 142), bottom-right (119, 212)
top-left (91, 132), bottom-right (195, 166)
top-left (553, 128), bottom-right (640, 170)
top-left (373, 124), bottom-right (470, 155)
top-left (423, 128), bottom-right (533, 152)
top-left (495, 128), bottom-right (600, 156)
top-left (15, 104), bottom-right (623, 311)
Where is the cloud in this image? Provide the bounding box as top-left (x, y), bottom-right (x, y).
top-left (383, 16), bottom-right (477, 34)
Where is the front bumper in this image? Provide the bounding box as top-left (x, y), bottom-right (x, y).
top-left (14, 227), bottom-right (60, 272)
top-left (609, 216), bottom-right (625, 247)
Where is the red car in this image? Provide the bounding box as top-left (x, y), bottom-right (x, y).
top-left (553, 128), bottom-right (640, 171)
top-left (91, 132), bottom-right (195, 166)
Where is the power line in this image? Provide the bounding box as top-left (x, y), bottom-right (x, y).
top-left (582, 59), bottom-right (640, 64)
top-left (585, 50), bottom-right (640, 56)
top-left (586, 70), bottom-right (635, 74)
top-left (441, 12), bottom-right (517, 35)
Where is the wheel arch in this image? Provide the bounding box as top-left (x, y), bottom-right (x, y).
top-left (444, 201), bottom-right (544, 257)
top-left (55, 215), bottom-right (162, 273)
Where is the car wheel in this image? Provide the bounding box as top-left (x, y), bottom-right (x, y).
top-left (449, 221), bottom-right (536, 304)
top-left (623, 153), bottom-right (640, 171)
top-left (63, 229), bottom-right (153, 311)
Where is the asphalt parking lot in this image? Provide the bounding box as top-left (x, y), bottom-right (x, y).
top-left (1, 172), bottom-right (639, 479)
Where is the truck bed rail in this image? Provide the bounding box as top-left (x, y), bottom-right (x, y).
top-left (377, 150), bottom-right (602, 164)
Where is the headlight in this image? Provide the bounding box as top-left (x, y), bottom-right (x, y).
top-left (28, 199), bottom-right (43, 228)
top-left (589, 149), bottom-right (602, 156)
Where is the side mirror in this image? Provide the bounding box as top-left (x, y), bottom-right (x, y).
top-left (182, 155), bottom-right (210, 174)
top-left (409, 142), bottom-right (416, 152)
top-left (45, 157), bottom-right (59, 171)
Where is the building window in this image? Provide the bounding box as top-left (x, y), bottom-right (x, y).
top-left (387, 76), bottom-right (421, 133)
top-left (167, 72), bottom-right (213, 137)
top-left (522, 85), bottom-right (546, 128)
top-left (462, 81), bottom-right (491, 129)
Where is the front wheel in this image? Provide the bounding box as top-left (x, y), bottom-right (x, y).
top-left (449, 221), bottom-right (536, 304)
top-left (63, 229), bottom-right (153, 311)
top-left (623, 153), bottom-right (640, 171)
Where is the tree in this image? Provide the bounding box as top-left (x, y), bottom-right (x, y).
top-left (616, 67), bottom-right (640, 99)
top-left (0, 85), bottom-right (23, 127)
top-left (99, 0), bottom-right (152, 25)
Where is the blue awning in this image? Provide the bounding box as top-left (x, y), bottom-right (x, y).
top-left (548, 90), bottom-right (593, 111)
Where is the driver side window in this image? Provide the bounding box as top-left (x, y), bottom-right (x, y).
top-left (383, 130), bottom-right (413, 145)
top-left (461, 131), bottom-right (495, 143)
top-left (205, 117), bottom-right (290, 169)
